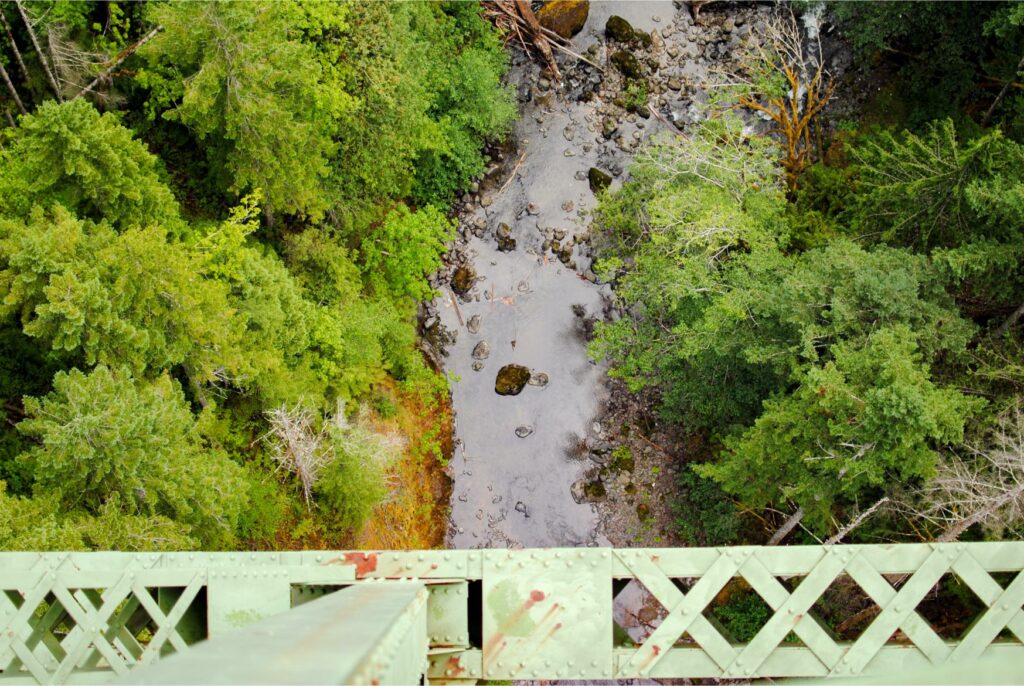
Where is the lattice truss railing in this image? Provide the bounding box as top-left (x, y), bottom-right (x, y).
top-left (0, 544), bottom-right (1022, 684)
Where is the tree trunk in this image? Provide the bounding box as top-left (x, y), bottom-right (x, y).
top-left (14, 0), bottom-right (61, 101)
top-left (936, 481), bottom-right (1024, 542)
top-left (0, 60), bottom-right (25, 114)
top-left (767, 506), bottom-right (804, 545)
top-left (982, 53), bottom-right (1024, 128)
top-left (0, 8), bottom-right (29, 82)
top-left (992, 299), bottom-right (1024, 340)
top-left (824, 497), bottom-right (889, 545)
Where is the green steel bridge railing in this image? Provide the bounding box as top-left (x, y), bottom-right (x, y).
top-left (1, 543), bottom-right (1023, 684)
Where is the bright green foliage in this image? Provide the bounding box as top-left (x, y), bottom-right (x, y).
top-left (18, 366), bottom-right (247, 547)
top-left (138, 0), bottom-right (513, 220)
top-left (141, 2), bottom-right (338, 219)
top-left (0, 482), bottom-right (83, 551)
top-left (75, 497), bottom-right (199, 551)
top-left (0, 205), bottom-right (236, 381)
top-left (361, 205), bottom-right (455, 302)
top-left (0, 100), bottom-right (183, 234)
top-left (700, 326), bottom-right (982, 528)
top-left (314, 418), bottom-right (392, 534)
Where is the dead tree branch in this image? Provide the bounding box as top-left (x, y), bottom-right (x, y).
top-left (767, 506), bottom-right (805, 545)
top-left (0, 60), bottom-right (25, 114)
top-left (14, 0), bottom-right (61, 101)
top-left (77, 25), bottom-right (161, 98)
top-left (0, 9), bottom-right (29, 82)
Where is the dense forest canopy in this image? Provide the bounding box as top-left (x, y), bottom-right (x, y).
top-left (1, 0), bottom-right (1023, 556)
top-left (593, 1), bottom-right (1024, 545)
top-left (0, 0), bottom-right (513, 550)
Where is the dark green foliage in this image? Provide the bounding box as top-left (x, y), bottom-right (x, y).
top-left (672, 466), bottom-right (739, 546)
top-left (828, 1), bottom-right (1024, 130)
top-left (711, 588), bottom-right (772, 643)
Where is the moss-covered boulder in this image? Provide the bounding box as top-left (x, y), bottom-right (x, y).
top-left (611, 50), bottom-right (643, 79)
top-left (538, 0), bottom-right (590, 39)
top-left (606, 15), bottom-right (652, 46)
top-left (588, 167), bottom-right (612, 193)
top-left (495, 364), bottom-right (532, 396)
top-left (605, 15), bottom-right (636, 42)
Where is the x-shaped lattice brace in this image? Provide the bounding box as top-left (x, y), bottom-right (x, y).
top-left (0, 569), bottom-right (204, 684)
top-left (615, 548), bottom-right (741, 677)
top-left (614, 545), bottom-right (1024, 680)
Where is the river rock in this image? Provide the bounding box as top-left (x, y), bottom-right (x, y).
top-left (451, 265), bottom-right (476, 295)
top-left (528, 372), bottom-right (549, 387)
top-left (471, 361), bottom-right (484, 372)
top-left (570, 479), bottom-right (587, 504)
top-left (466, 314), bottom-right (481, 334)
top-left (471, 341), bottom-right (490, 360)
top-left (495, 364), bottom-right (531, 396)
top-left (611, 51), bottom-right (643, 79)
top-left (515, 501), bottom-right (528, 516)
top-left (605, 15), bottom-right (636, 43)
top-left (496, 222), bottom-right (516, 252)
top-left (537, 0), bottom-right (589, 40)
top-left (588, 167), bottom-right (612, 193)
top-left (515, 425), bottom-right (534, 438)
top-left (553, 228), bottom-right (567, 241)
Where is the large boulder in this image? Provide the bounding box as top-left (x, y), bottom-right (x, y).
top-left (495, 364), bottom-right (532, 396)
top-left (538, 0), bottom-right (590, 40)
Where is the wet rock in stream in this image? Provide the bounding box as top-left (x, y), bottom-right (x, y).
top-left (494, 364), bottom-right (532, 396)
top-left (450, 265), bottom-right (476, 295)
top-left (588, 167), bottom-right (612, 193)
top-left (528, 372), bottom-right (549, 388)
top-left (466, 314), bottom-right (482, 334)
top-left (471, 341), bottom-right (491, 360)
top-left (495, 223), bottom-right (516, 252)
top-left (515, 425), bottom-right (534, 438)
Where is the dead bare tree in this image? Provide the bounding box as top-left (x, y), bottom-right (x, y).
top-left (14, 0), bottom-right (61, 101)
top-left (264, 405), bottom-right (333, 505)
top-left (0, 9), bottom-right (29, 83)
top-left (76, 25), bottom-right (162, 99)
top-left (911, 401), bottom-right (1024, 541)
top-left (263, 403), bottom-right (404, 508)
top-left (0, 60), bottom-right (25, 114)
top-left (719, 7), bottom-right (834, 190)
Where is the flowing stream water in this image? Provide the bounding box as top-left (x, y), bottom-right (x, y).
top-left (438, 2), bottom-right (673, 550)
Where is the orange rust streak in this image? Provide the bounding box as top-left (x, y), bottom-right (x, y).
top-left (336, 551), bottom-right (378, 578)
top-left (445, 656), bottom-right (466, 677)
top-left (639, 644), bottom-right (662, 671)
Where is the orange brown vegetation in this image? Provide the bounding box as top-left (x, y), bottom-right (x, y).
top-left (354, 378), bottom-right (453, 550)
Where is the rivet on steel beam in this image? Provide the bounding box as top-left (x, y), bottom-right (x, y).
top-left (1004, 603), bottom-right (1011, 610)
top-left (497, 661), bottom-right (504, 668)
top-left (418, 554), bottom-right (425, 562)
top-left (788, 608), bottom-right (794, 614)
top-left (591, 660), bottom-right (599, 667)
